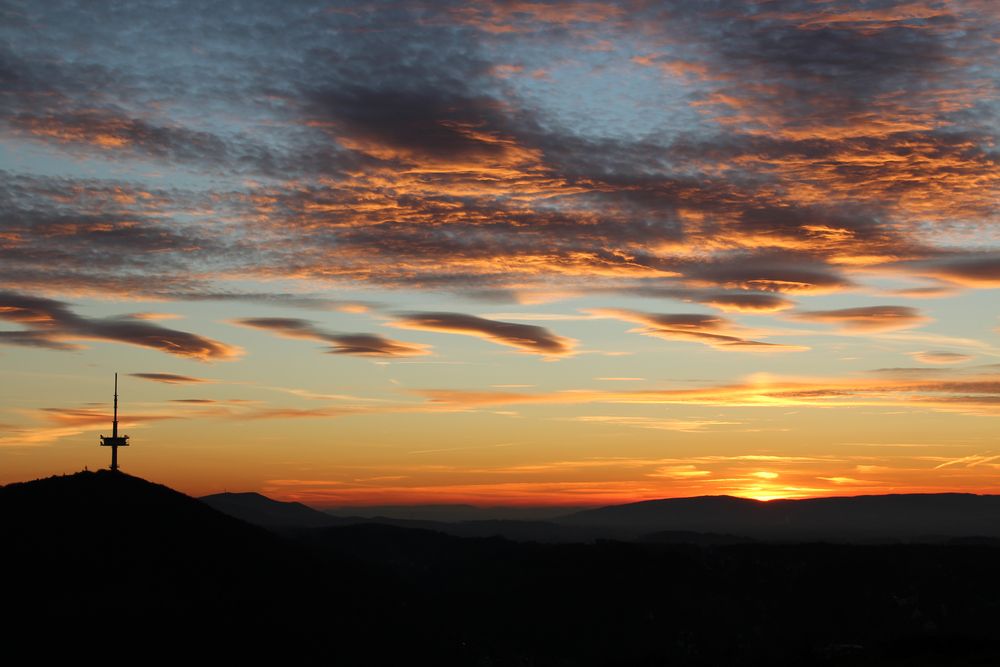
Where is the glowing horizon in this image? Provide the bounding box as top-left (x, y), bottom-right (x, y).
top-left (2, 1), bottom-right (999, 507)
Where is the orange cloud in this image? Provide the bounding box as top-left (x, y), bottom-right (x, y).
top-left (699, 293), bottom-right (796, 313)
top-left (446, 2), bottom-right (623, 34)
top-left (126, 312), bottom-right (183, 321)
top-left (572, 415), bottom-right (738, 432)
top-left (760, 2), bottom-right (958, 33)
top-left (0, 404), bottom-right (180, 446)
top-left (631, 54), bottom-right (720, 81)
top-left (415, 369), bottom-right (1000, 415)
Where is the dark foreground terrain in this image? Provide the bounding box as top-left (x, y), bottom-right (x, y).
top-left (4, 471), bottom-right (1000, 665)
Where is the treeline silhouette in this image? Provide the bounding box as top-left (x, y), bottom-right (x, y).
top-left (4, 471), bottom-right (1000, 665)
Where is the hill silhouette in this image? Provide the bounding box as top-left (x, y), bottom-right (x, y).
top-left (202, 490), bottom-right (615, 541)
top-left (6, 471), bottom-right (1000, 665)
top-left (203, 489), bottom-right (1000, 544)
top-left (325, 503), bottom-right (581, 522)
top-left (201, 490), bottom-right (346, 527)
top-left (562, 493), bottom-right (1000, 541)
top-left (2, 471), bottom-right (404, 660)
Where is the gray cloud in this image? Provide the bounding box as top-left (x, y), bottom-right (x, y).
top-left (392, 312), bottom-right (575, 356)
top-left (790, 305), bottom-right (928, 331)
top-left (0, 292), bottom-right (241, 360)
top-left (593, 308), bottom-right (807, 352)
top-left (909, 351), bottom-right (974, 365)
top-left (130, 373), bottom-right (209, 384)
top-left (233, 317), bottom-right (430, 357)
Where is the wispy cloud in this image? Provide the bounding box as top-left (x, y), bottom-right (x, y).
top-left (932, 453), bottom-right (1000, 470)
top-left (130, 373), bottom-right (209, 384)
top-left (591, 308), bottom-right (807, 351)
top-left (571, 415), bottom-right (739, 432)
top-left (0, 292), bottom-right (241, 361)
top-left (233, 317), bottom-right (431, 357)
top-left (909, 351), bottom-right (973, 365)
top-left (416, 367), bottom-right (1000, 415)
top-left (789, 306), bottom-right (929, 332)
top-left (392, 311), bottom-right (575, 357)
top-left (0, 405), bottom-right (177, 446)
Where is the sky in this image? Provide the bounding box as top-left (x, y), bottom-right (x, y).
top-left (1, 0), bottom-right (999, 506)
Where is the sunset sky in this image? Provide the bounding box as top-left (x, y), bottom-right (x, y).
top-left (2, 0), bottom-right (999, 506)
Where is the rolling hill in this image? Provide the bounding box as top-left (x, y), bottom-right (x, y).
top-left (562, 493), bottom-right (1000, 541)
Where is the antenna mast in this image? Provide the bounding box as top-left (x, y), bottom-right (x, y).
top-left (113, 372), bottom-right (119, 439)
top-left (100, 372), bottom-right (129, 471)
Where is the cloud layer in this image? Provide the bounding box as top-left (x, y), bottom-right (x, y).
top-left (0, 0), bottom-right (995, 303)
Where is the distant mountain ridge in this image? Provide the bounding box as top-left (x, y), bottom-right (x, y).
top-left (200, 489), bottom-right (1000, 543)
top-left (200, 491), bottom-right (607, 541)
top-left (324, 503), bottom-right (584, 522)
top-left (562, 493), bottom-right (1000, 540)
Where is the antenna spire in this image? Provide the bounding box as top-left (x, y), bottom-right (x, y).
top-left (100, 372), bottom-right (129, 471)
top-left (113, 372), bottom-right (119, 438)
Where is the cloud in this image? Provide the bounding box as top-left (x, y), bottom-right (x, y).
top-left (447, 2), bottom-right (624, 34)
top-left (39, 406), bottom-right (173, 428)
top-left (932, 453), bottom-right (1000, 470)
top-left (0, 0), bottom-right (996, 321)
top-left (0, 292), bottom-right (241, 360)
top-left (130, 373), bottom-right (208, 384)
top-left (414, 367), bottom-right (1000, 415)
top-left (888, 286), bottom-right (958, 299)
top-left (9, 109), bottom-right (228, 160)
top-left (908, 255), bottom-right (1000, 288)
top-left (646, 465), bottom-right (714, 479)
top-left (391, 311), bottom-right (575, 356)
top-left (305, 86), bottom-right (530, 167)
top-left (0, 173), bottom-right (230, 297)
top-left (910, 351), bottom-right (973, 365)
top-left (683, 253), bottom-right (854, 294)
top-left (125, 312), bottom-right (183, 321)
top-left (697, 292), bottom-right (796, 313)
top-left (591, 308), bottom-right (806, 351)
top-left (572, 415), bottom-right (738, 432)
top-left (0, 403), bottom-right (177, 446)
top-left (233, 317), bottom-right (430, 358)
top-left (178, 292), bottom-right (376, 313)
top-left (789, 305), bottom-right (928, 331)
top-left (324, 333), bottom-right (431, 357)
top-left (607, 284), bottom-right (798, 313)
